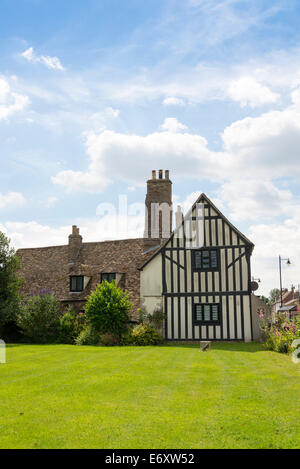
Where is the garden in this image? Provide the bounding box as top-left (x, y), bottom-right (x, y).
top-left (0, 231), bottom-right (300, 449)
top-left (258, 308), bottom-right (300, 360)
top-left (0, 342), bottom-right (299, 449)
top-left (11, 282), bottom-right (164, 347)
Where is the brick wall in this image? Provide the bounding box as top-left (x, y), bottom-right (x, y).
top-left (17, 238), bottom-right (157, 321)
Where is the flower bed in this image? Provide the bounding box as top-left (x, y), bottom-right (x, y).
top-left (259, 309), bottom-right (300, 354)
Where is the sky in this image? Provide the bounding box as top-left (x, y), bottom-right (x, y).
top-left (1, 0), bottom-right (300, 296)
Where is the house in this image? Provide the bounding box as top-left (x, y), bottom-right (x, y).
top-left (17, 170), bottom-right (257, 341)
top-left (272, 286), bottom-right (300, 320)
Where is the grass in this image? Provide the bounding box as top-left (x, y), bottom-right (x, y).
top-left (0, 342), bottom-right (299, 449)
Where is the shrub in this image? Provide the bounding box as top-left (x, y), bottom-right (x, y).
top-left (17, 292), bottom-right (60, 343)
top-left (137, 306), bottom-right (148, 324)
top-left (120, 328), bottom-right (135, 345)
top-left (0, 231), bottom-right (23, 329)
top-left (137, 306), bottom-right (165, 330)
top-left (148, 309), bottom-right (165, 329)
top-left (99, 333), bottom-right (119, 346)
top-left (58, 308), bottom-right (86, 344)
top-left (259, 311), bottom-right (300, 354)
top-left (130, 324), bottom-right (163, 346)
top-left (75, 326), bottom-right (100, 346)
top-left (85, 281), bottom-right (132, 339)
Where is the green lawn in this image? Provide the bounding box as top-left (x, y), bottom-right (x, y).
top-left (0, 342), bottom-right (299, 449)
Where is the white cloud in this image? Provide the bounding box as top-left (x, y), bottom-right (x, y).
top-left (160, 117), bottom-right (188, 133)
top-left (227, 76), bottom-right (279, 108)
top-left (217, 180), bottom-right (293, 221)
top-left (222, 106), bottom-right (300, 178)
top-left (51, 86), bottom-right (300, 195)
top-left (44, 197), bottom-right (58, 208)
top-left (162, 97), bottom-right (185, 106)
top-left (178, 191), bottom-right (201, 214)
top-left (0, 209), bottom-right (145, 250)
top-left (0, 221), bottom-right (69, 249)
top-left (52, 168), bottom-right (108, 193)
top-left (0, 77), bottom-right (29, 120)
top-left (21, 47), bottom-right (65, 71)
top-left (0, 192), bottom-right (26, 209)
top-left (249, 219), bottom-right (300, 296)
top-left (52, 123), bottom-right (230, 192)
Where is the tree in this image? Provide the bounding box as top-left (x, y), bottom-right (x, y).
top-left (17, 292), bottom-right (60, 343)
top-left (260, 296), bottom-right (269, 305)
top-left (85, 281), bottom-right (132, 339)
top-left (268, 288), bottom-right (280, 306)
top-left (0, 231), bottom-right (23, 330)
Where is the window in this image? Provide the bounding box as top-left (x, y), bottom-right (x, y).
top-left (70, 276), bottom-right (84, 292)
top-left (101, 273), bottom-right (116, 283)
top-left (194, 303), bottom-right (220, 324)
top-left (193, 249), bottom-right (219, 270)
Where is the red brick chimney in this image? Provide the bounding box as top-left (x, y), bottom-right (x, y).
top-left (68, 225), bottom-right (82, 264)
top-left (144, 170), bottom-right (172, 248)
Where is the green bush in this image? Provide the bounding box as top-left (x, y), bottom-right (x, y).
top-left (58, 308), bottom-right (86, 344)
top-left (17, 291), bottom-right (60, 343)
top-left (120, 327), bottom-right (135, 345)
top-left (137, 306), bottom-right (148, 324)
top-left (130, 324), bottom-right (163, 346)
top-left (75, 326), bottom-right (100, 346)
top-left (264, 335), bottom-right (289, 353)
top-left (85, 281), bottom-right (132, 339)
top-left (0, 231), bottom-right (23, 329)
top-left (148, 309), bottom-right (165, 329)
top-left (99, 333), bottom-right (119, 346)
top-left (260, 311), bottom-right (300, 354)
top-left (137, 307), bottom-right (165, 330)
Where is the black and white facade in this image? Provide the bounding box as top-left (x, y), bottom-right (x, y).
top-left (140, 193), bottom-right (255, 342)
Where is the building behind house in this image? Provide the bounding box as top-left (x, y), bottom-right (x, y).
top-left (272, 286), bottom-right (300, 321)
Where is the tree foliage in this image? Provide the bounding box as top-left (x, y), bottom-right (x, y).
top-left (0, 231), bottom-right (23, 327)
top-left (58, 308), bottom-right (86, 344)
top-left (85, 281), bottom-right (132, 338)
top-left (260, 296), bottom-right (269, 305)
top-left (17, 292), bottom-right (60, 343)
top-left (268, 288), bottom-right (280, 306)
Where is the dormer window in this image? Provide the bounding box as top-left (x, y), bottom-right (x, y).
top-left (70, 275), bottom-right (84, 292)
top-left (101, 273), bottom-right (116, 283)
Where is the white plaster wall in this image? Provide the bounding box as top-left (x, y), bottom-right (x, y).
top-left (140, 254), bottom-right (163, 314)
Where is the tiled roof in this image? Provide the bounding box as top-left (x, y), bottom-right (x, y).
top-left (17, 238), bottom-right (160, 316)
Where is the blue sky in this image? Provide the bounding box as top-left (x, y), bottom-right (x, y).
top-left (1, 0), bottom-right (300, 295)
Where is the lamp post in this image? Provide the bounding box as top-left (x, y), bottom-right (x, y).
top-left (279, 255), bottom-right (291, 307)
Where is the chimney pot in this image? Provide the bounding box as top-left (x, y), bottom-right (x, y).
top-left (152, 170), bottom-right (156, 180)
top-left (165, 170), bottom-right (169, 179)
top-left (159, 169), bottom-right (163, 179)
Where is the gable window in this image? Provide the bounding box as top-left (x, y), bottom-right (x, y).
top-left (194, 303), bottom-right (220, 324)
top-left (193, 249), bottom-right (219, 270)
top-left (70, 275), bottom-right (84, 292)
top-left (101, 273), bottom-right (116, 283)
